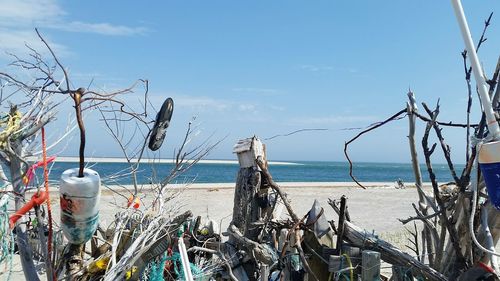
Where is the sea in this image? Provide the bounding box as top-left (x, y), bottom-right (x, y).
top-left (40, 160), bottom-right (465, 185)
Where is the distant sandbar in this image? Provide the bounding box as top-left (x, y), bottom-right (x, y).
top-left (29, 156), bottom-right (302, 166)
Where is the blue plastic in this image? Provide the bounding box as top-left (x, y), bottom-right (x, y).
top-left (479, 162), bottom-right (500, 210)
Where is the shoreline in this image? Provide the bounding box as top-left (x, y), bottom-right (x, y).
top-left (34, 156), bottom-right (302, 166)
top-left (22, 181), bottom-right (436, 193)
top-left (103, 181), bottom-right (426, 190)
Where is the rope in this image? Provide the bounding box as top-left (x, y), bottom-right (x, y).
top-left (334, 254), bottom-right (353, 281)
top-left (470, 142), bottom-right (500, 258)
top-left (341, 254), bottom-right (354, 281)
top-left (0, 192), bottom-right (13, 280)
top-left (42, 127), bottom-right (54, 279)
top-left (148, 252), bottom-right (202, 281)
top-left (148, 253), bottom-right (168, 281)
top-left (0, 110), bottom-right (21, 150)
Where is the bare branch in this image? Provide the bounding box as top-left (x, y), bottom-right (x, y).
top-left (344, 108), bottom-right (407, 188)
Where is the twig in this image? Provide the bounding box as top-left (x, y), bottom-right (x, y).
top-left (344, 108), bottom-right (407, 188)
top-left (422, 103), bottom-right (461, 186)
top-left (255, 157), bottom-right (318, 281)
top-left (461, 12), bottom-right (493, 114)
top-left (405, 222), bottom-right (421, 262)
top-left (399, 203), bottom-right (444, 224)
top-left (421, 103), bottom-right (468, 272)
top-left (256, 157), bottom-right (299, 222)
top-left (327, 198), bottom-right (350, 222)
top-left (412, 111), bottom-right (478, 128)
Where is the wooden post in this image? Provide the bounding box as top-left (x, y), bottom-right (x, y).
top-left (229, 136), bottom-right (268, 280)
top-left (10, 140), bottom-right (40, 281)
top-left (362, 250), bottom-right (380, 281)
top-left (260, 265), bottom-right (269, 281)
top-left (335, 195), bottom-right (347, 254)
top-left (230, 136), bottom-right (266, 241)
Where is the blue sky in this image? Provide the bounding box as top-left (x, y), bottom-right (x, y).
top-left (0, 0), bottom-right (498, 163)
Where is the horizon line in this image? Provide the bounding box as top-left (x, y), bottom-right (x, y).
top-left (26, 156), bottom-right (457, 166)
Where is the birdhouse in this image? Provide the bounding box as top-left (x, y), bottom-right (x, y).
top-left (233, 136), bottom-right (265, 169)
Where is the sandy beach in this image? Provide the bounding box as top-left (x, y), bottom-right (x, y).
top-left (69, 181), bottom-right (421, 235)
top-left (5, 182), bottom-right (430, 280)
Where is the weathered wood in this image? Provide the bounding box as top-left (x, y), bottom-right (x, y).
top-left (328, 252), bottom-right (360, 274)
top-left (231, 167), bottom-right (262, 240)
top-left (256, 157), bottom-right (299, 222)
top-left (231, 137), bottom-right (266, 241)
top-left (302, 229), bottom-right (330, 281)
top-left (422, 103), bottom-right (468, 275)
top-left (407, 92), bottom-right (437, 266)
top-left (362, 250), bottom-right (380, 281)
top-left (343, 220), bottom-right (447, 281)
top-left (329, 256), bottom-right (340, 272)
top-left (65, 244), bottom-right (84, 281)
top-left (439, 193), bottom-right (472, 274)
top-left (188, 245), bottom-right (240, 281)
top-left (233, 136), bottom-right (265, 169)
top-left (335, 195), bottom-right (347, 254)
top-left (392, 265), bottom-right (414, 281)
top-left (10, 141), bottom-right (40, 281)
top-left (255, 157), bottom-right (318, 281)
top-left (260, 265), bottom-right (269, 281)
top-left (228, 224), bottom-right (275, 265)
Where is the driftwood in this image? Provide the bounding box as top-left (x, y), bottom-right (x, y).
top-left (407, 91), bottom-right (438, 267)
top-left (228, 224), bottom-right (275, 265)
top-left (228, 138), bottom-right (319, 281)
top-left (343, 220), bottom-right (447, 281)
top-left (255, 156), bottom-right (319, 281)
top-left (231, 137), bottom-right (268, 242)
top-left (231, 167), bottom-right (262, 240)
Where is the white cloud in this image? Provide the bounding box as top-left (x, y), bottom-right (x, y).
top-left (0, 29), bottom-right (69, 59)
top-left (174, 96), bottom-right (232, 112)
top-left (0, 0), bottom-right (147, 58)
top-left (267, 105), bottom-right (285, 111)
top-left (0, 0), bottom-right (64, 26)
top-left (46, 21), bottom-right (147, 36)
top-left (238, 104), bottom-right (256, 112)
top-left (151, 94), bottom-right (285, 119)
top-left (298, 64), bottom-right (334, 72)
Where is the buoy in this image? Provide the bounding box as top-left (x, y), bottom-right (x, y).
top-left (478, 141), bottom-right (500, 210)
top-left (60, 168), bottom-right (101, 244)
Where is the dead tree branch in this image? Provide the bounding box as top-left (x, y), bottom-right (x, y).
top-left (344, 108), bottom-right (407, 188)
top-left (421, 101), bottom-right (468, 273)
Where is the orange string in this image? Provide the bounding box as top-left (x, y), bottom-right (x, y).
top-left (41, 127), bottom-right (54, 279)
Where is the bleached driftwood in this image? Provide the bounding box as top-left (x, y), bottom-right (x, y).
top-left (343, 220), bottom-right (447, 281)
top-left (406, 91), bottom-right (438, 266)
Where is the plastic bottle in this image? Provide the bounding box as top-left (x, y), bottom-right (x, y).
top-left (60, 168), bottom-right (101, 244)
top-left (478, 141), bottom-right (500, 210)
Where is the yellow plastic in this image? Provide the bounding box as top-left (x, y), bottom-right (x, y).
top-left (0, 110), bottom-right (21, 149)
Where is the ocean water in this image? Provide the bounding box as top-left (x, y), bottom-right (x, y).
top-left (40, 161), bottom-right (465, 185)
